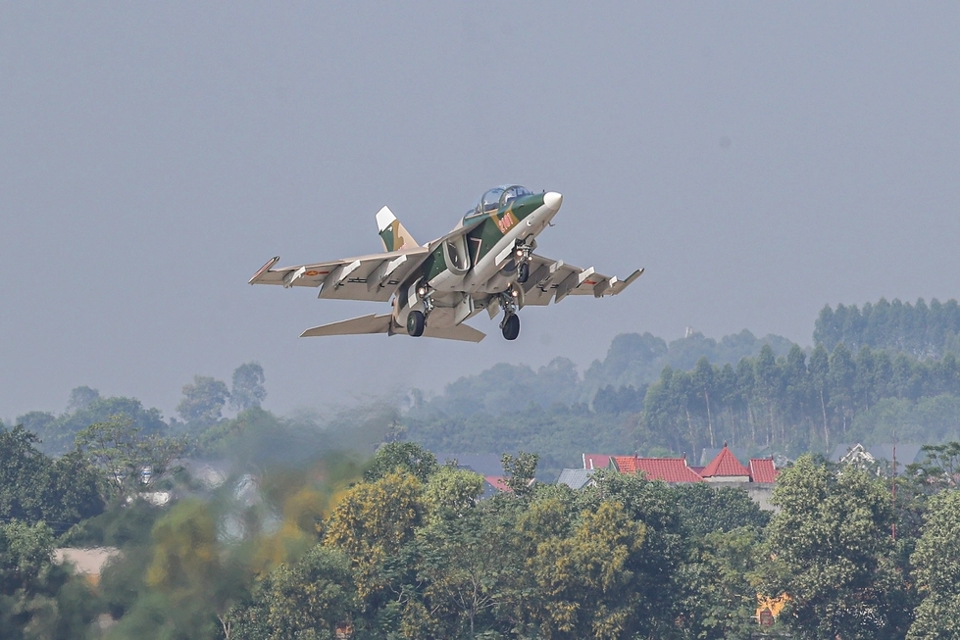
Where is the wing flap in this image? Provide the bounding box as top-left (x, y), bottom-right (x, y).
top-left (249, 247), bottom-right (430, 302)
top-left (522, 254), bottom-right (643, 304)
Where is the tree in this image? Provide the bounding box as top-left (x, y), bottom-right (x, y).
top-left (572, 471), bottom-right (687, 637)
top-left (679, 526), bottom-right (765, 640)
top-left (764, 456), bottom-right (908, 639)
top-left (364, 441), bottom-right (438, 483)
top-left (672, 482), bottom-right (770, 537)
top-left (908, 489), bottom-right (960, 638)
top-left (66, 386), bottom-right (100, 412)
top-left (177, 375), bottom-right (230, 426)
top-left (0, 426), bottom-right (104, 533)
top-left (524, 499), bottom-right (647, 639)
top-left (0, 520), bottom-right (100, 640)
top-left (414, 503), bottom-right (517, 638)
top-left (74, 416), bottom-right (185, 504)
top-left (230, 362), bottom-right (267, 411)
top-left (500, 451), bottom-right (538, 496)
top-left (230, 545), bottom-right (358, 640)
top-left (324, 471), bottom-right (425, 601)
top-left (145, 499), bottom-right (254, 639)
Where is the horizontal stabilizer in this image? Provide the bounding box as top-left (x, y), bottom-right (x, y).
top-left (300, 314), bottom-right (393, 338)
top-left (300, 314), bottom-right (485, 342)
top-left (421, 323), bottom-right (486, 343)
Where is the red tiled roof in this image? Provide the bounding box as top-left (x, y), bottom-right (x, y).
top-left (701, 446), bottom-right (751, 478)
top-left (485, 476), bottom-right (512, 493)
top-left (749, 458), bottom-right (778, 483)
top-left (612, 456), bottom-right (704, 483)
top-left (582, 454), bottom-right (615, 470)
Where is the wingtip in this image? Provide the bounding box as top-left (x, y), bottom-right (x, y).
top-left (249, 256), bottom-right (281, 284)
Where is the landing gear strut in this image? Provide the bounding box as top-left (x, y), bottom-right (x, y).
top-left (498, 289), bottom-right (521, 341)
top-left (513, 240), bottom-right (534, 284)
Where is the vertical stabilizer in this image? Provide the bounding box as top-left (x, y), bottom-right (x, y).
top-left (376, 206), bottom-right (420, 252)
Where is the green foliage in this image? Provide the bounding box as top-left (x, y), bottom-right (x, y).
top-left (764, 456), bottom-right (908, 639)
top-left (500, 451), bottom-right (538, 496)
top-left (909, 489), bottom-right (960, 638)
top-left (580, 329), bottom-right (793, 402)
top-left (364, 442), bottom-right (439, 483)
top-left (176, 375), bottom-right (231, 427)
top-left (18, 393), bottom-right (168, 456)
top-left (0, 426), bottom-right (105, 534)
top-left (230, 546), bottom-right (357, 640)
top-left (572, 471), bottom-right (688, 636)
top-left (75, 416), bottom-right (186, 504)
top-left (672, 483), bottom-right (770, 537)
top-left (678, 526), bottom-right (764, 640)
top-left (230, 362), bottom-right (267, 411)
top-left (815, 297), bottom-right (960, 357)
top-left (0, 520), bottom-right (100, 640)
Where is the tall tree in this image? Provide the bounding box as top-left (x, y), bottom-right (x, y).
top-left (66, 386), bottom-right (100, 412)
top-left (74, 416), bottom-right (185, 504)
top-left (177, 375), bottom-right (230, 426)
top-left (764, 456), bottom-right (908, 639)
top-left (229, 363), bottom-right (267, 411)
top-left (908, 489), bottom-right (960, 639)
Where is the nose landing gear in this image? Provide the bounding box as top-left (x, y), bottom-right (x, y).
top-left (497, 289), bottom-right (521, 341)
top-left (513, 239), bottom-right (534, 284)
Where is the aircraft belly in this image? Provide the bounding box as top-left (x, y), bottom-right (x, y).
top-left (427, 267), bottom-right (463, 292)
top-left (464, 227), bottom-right (525, 292)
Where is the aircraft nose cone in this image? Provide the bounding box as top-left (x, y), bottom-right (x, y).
top-left (543, 191), bottom-right (563, 211)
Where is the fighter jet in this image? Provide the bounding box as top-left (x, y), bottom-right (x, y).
top-left (249, 185), bottom-right (643, 342)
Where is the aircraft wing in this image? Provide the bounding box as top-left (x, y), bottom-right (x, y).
top-left (248, 247), bottom-right (431, 303)
top-left (519, 254), bottom-right (644, 306)
top-left (300, 313), bottom-right (485, 342)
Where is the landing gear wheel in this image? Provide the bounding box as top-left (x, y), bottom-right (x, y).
top-left (407, 310), bottom-right (425, 337)
top-left (517, 262), bottom-right (530, 284)
top-left (501, 314), bottom-right (520, 341)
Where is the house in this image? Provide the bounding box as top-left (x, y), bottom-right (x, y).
top-left (557, 468), bottom-right (596, 490)
top-left (829, 443), bottom-right (924, 471)
top-left (563, 445), bottom-right (779, 510)
top-left (607, 445), bottom-right (777, 485)
top-left (431, 452), bottom-right (528, 497)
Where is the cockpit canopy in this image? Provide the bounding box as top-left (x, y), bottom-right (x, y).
top-left (465, 185), bottom-right (535, 220)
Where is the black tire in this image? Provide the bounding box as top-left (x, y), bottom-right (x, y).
top-left (502, 314), bottom-right (520, 341)
top-left (517, 262), bottom-right (530, 284)
top-left (407, 310), bottom-right (425, 337)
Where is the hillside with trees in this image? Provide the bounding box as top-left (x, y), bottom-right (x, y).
top-left (5, 297), bottom-right (960, 637)
top-left (406, 298), bottom-right (960, 473)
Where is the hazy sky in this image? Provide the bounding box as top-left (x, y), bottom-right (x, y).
top-left (3, 3), bottom-right (959, 422)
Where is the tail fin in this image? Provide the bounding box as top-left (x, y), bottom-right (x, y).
top-left (376, 206), bottom-right (420, 252)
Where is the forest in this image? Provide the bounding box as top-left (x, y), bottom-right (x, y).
top-left (4, 297), bottom-right (960, 638)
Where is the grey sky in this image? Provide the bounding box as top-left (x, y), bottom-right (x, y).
top-left (2, 3), bottom-right (959, 421)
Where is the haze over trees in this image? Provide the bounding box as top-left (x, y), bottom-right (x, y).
top-left (5, 297), bottom-right (960, 636)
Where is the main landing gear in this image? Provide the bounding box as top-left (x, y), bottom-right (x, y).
top-left (498, 289), bottom-right (521, 341)
top-left (407, 282), bottom-right (434, 337)
top-left (407, 310), bottom-right (425, 337)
